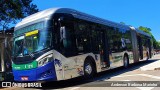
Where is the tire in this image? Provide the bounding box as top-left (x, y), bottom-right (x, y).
top-left (83, 60), bottom-right (95, 79)
top-left (123, 55), bottom-right (129, 68)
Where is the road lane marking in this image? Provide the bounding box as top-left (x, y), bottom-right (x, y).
top-left (112, 74), bottom-right (160, 80)
top-left (69, 87), bottom-right (80, 90)
top-left (121, 80), bottom-right (131, 81)
top-left (136, 87), bottom-right (155, 90)
top-left (139, 74), bottom-right (160, 79)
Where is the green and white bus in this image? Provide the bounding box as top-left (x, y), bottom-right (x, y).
top-left (12, 8), bottom-right (152, 81)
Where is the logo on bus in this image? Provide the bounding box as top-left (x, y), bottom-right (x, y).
top-left (54, 59), bottom-right (62, 67)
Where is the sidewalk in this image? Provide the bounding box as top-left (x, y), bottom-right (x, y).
top-left (140, 54), bottom-right (160, 71)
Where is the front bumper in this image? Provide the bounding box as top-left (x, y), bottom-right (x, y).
top-left (13, 61), bottom-right (57, 81)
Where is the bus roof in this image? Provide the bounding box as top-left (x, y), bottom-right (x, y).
top-left (14, 8), bottom-right (151, 38)
top-left (135, 29), bottom-right (151, 37)
top-left (15, 8), bottom-right (130, 30)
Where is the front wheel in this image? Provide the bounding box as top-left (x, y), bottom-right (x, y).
top-left (84, 60), bottom-right (95, 79)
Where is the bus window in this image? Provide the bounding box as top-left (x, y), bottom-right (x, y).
top-left (137, 35), bottom-right (143, 59)
top-left (57, 15), bottom-right (76, 57)
top-left (75, 19), bottom-right (91, 54)
top-left (108, 28), bottom-right (123, 53)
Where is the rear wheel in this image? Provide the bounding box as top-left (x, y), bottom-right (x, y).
top-left (84, 60), bottom-right (95, 79)
top-left (123, 55), bottom-right (129, 68)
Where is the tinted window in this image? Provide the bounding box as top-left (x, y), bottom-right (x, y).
top-left (75, 19), bottom-right (91, 54)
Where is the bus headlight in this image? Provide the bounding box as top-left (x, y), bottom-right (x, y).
top-left (38, 54), bottom-right (54, 67)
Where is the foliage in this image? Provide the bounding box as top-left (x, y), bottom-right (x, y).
top-left (138, 26), bottom-right (159, 49)
top-left (120, 22), bottom-right (126, 25)
top-left (138, 26), bottom-right (151, 35)
top-left (0, 0), bottom-right (38, 30)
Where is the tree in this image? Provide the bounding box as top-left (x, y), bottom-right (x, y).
top-left (138, 26), bottom-right (159, 49)
top-left (138, 26), bottom-right (152, 35)
top-left (120, 22), bottom-right (126, 25)
top-left (0, 0), bottom-right (38, 31)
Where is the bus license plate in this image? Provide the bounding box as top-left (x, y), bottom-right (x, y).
top-left (21, 76), bottom-right (28, 81)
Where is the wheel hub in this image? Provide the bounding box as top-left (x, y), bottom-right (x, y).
top-left (85, 63), bottom-right (92, 75)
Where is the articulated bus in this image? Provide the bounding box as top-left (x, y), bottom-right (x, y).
top-left (12, 8), bottom-right (152, 81)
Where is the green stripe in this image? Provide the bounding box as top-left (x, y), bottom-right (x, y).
top-left (12, 61), bottom-right (38, 70)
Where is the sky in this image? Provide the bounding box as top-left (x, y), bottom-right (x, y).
top-left (33, 0), bottom-right (160, 40)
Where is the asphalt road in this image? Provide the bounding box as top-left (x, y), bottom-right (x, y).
top-left (2, 54), bottom-right (160, 90)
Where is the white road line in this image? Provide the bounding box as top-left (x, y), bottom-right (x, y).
top-left (69, 87), bottom-right (80, 90)
top-left (121, 80), bottom-right (131, 81)
top-left (139, 74), bottom-right (160, 79)
top-left (136, 87), bottom-right (155, 90)
top-left (112, 74), bottom-right (160, 80)
top-left (113, 74), bottom-right (140, 78)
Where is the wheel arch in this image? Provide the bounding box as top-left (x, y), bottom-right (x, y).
top-left (124, 52), bottom-right (129, 60)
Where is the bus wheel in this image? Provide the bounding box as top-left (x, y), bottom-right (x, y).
top-left (84, 60), bottom-right (95, 79)
top-left (123, 55), bottom-right (129, 68)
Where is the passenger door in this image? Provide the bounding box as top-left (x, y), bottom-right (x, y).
top-left (97, 30), bottom-right (109, 68)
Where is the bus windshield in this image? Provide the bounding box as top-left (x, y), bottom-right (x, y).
top-left (13, 30), bottom-right (52, 56)
top-left (14, 36), bottom-right (25, 56)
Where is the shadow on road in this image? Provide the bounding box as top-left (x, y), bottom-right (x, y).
top-left (36, 59), bottom-right (159, 89)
